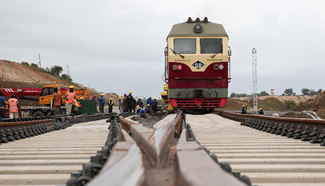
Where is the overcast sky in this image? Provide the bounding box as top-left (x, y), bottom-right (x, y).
top-left (1, 0), bottom-right (325, 98)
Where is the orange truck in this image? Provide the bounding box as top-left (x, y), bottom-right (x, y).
top-left (39, 84), bottom-right (91, 105)
top-left (1, 84), bottom-right (92, 117)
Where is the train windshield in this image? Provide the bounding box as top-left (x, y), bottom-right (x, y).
top-left (200, 38), bottom-right (223, 54)
top-left (174, 38), bottom-right (196, 54)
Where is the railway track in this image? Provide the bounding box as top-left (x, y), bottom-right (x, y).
top-left (0, 114), bottom-right (112, 186)
top-left (187, 113), bottom-right (325, 186)
top-left (2, 111), bottom-right (324, 186)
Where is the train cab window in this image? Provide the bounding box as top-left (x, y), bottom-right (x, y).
top-left (41, 88), bottom-right (49, 96)
top-left (200, 38), bottom-right (223, 54)
top-left (174, 38), bottom-right (196, 54)
top-left (49, 88), bottom-right (54, 95)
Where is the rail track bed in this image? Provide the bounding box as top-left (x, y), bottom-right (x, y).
top-left (187, 114), bottom-right (325, 186)
top-left (0, 120), bottom-right (108, 185)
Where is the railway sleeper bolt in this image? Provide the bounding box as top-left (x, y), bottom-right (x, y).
top-left (12, 129), bottom-right (20, 140)
top-left (210, 154), bottom-right (219, 164)
top-left (38, 126), bottom-right (45, 134)
top-left (275, 124), bottom-right (282, 135)
top-left (310, 127), bottom-right (321, 143)
top-left (201, 146), bottom-right (210, 154)
top-left (266, 122), bottom-right (273, 133)
top-left (262, 122), bottom-right (269, 132)
top-left (232, 171), bottom-right (241, 179)
top-left (271, 123), bottom-right (278, 134)
top-left (293, 125), bottom-right (302, 139)
top-left (66, 172), bottom-right (82, 186)
top-left (281, 124), bottom-right (288, 136)
top-left (23, 127), bottom-right (30, 138)
top-left (27, 127), bottom-right (34, 137)
top-left (220, 162), bottom-right (232, 173)
top-left (33, 126), bottom-right (39, 135)
top-left (0, 130), bottom-right (8, 143)
top-left (287, 125), bottom-right (295, 138)
top-left (78, 162), bottom-right (95, 186)
top-left (18, 128), bottom-right (26, 139)
top-left (259, 121), bottom-right (265, 130)
top-left (102, 146), bottom-right (111, 161)
top-left (248, 119), bottom-right (254, 127)
top-left (6, 129), bottom-right (15, 141)
top-left (301, 126), bottom-right (311, 141)
top-left (252, 120), bottom-right (259, 129)
top-left (240, 119), bottom-right (246, 125)
top-left (90, 152), bottom-right (104, 174)
top-left (240, 175), bottom-right (252, 186)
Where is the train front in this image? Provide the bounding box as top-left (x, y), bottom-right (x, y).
top-left (165, 17), bottom-right (231, 110)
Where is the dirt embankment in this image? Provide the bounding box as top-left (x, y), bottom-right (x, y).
top-left (0, 60), bottom-right (120, 106)
top-left (294, 91), bottom-right (325, 111)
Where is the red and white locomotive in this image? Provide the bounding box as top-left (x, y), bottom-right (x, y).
top-left (162, 17), bottom-right (231, 110)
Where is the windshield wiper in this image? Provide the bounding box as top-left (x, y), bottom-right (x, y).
top-left (211, 49), bottom-right (223, 58)
top-left (170, 48), bottom-right (185, 59)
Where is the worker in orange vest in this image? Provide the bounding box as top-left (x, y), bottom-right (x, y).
top-left (8, 94), bottom-right (19, 119)
top-left (64, 85), bottom-right (76, 115)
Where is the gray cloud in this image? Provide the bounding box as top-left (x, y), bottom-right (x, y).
top-left (1, 0), bottom-right (325, 98)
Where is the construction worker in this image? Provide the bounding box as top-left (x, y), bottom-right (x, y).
top-left (151, 97), bottom-right (158, 113)
top-left (65, 85), bottom-right (76, 115)
top-left (137, 97), bottom-right (143, 108)
top-left (136, 105), bottom-right (146, 118)
top-left (8, 94), bottom-right (19, 119)
top-left (118, 99), bottom-right (122, 113)
top-left (258, 108), bottom-right (264, 115)
top-left (122, 93), bottom-right (127, 112)
top-left (52, 88), bottom-right (62, 115)
top-left (132, 97), bottom-right (136, 112)
top-left (108, 98), bottom-right (114, 113)
top-left (145, 104), bottom-right (151, 115)
top-left (126, 92), bottom-right (133, 113)
top-left (98, 93), bottom-right (105, 113)
top-left (241, 105), bottom-right (246, 114)
top-left (147, 97), bottom-right (152, 105)
top-left (0, 91), bottom-right (5, 121)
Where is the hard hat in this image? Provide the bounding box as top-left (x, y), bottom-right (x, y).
top-left (110, 98), bottom-right (112, 100)
top-left (154, 97), bottom-right (157, 100)
top-left (242, 105), bottom-right (245, 107)
top-left (129, 91), bottom-right (132, 94)
top-left (136, 105), bottom-right (140, 109)
top-left (139, 97), bottom-right (141, 99)
top-left (69, 85), bottom-right (74, 89)
top-left (259, 108), bottom-right (262, 110)
top-left (80, 97), bottom-right (84, 100)
top-left (101, 93), bottom-right (104, 96)
top-left (147, 104), bottom-right (150, 106)
top-left (94, 95), bottom-right (97, 97)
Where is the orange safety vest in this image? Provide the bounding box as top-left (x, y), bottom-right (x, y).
top-left (66, 91), bottom-right (76, 103)
top-left (8, 98), bottom-right (18, 113)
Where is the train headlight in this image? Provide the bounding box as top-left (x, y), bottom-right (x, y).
top-left (173, 64), bottom-right (182, 70)
top-left (194, 24), bottom-right (202, 33)
top-left (214, 64), bottom-right (224, 70)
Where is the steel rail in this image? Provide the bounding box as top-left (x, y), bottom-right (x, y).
top-left (218, 110), bottom-right (325, 133)
top-left (0, 119), bottom-right (52, 128)
top-left (88, 112), bottom-right (247, 186)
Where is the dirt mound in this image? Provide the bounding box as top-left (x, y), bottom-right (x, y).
top-left (221, 98), bottom-right (250, 110)
top-left (0, 60), bottom-right (120, 106)
top-left (294, 91), bottom-right (325, 111)
top-left (258, 98), bottom-right (286, 111)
